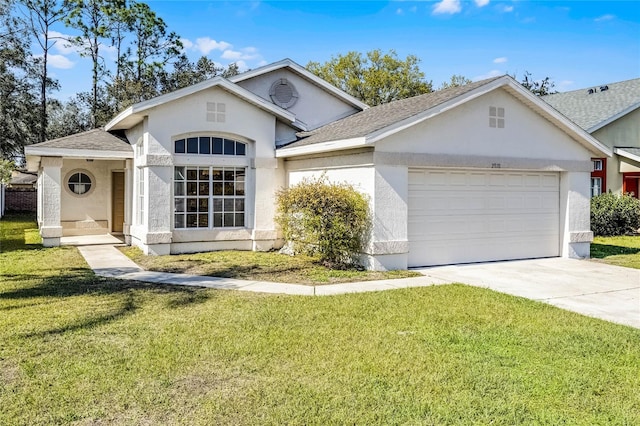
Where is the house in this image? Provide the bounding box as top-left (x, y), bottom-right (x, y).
top-left (543, 78), bottom-right (640, 197)
top-left (24, 59), bottom-right (610, 270)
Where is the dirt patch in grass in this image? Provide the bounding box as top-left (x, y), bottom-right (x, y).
top-left (121, 247), bottom-right (420, 285)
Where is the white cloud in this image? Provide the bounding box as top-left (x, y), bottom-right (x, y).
top-left (432, 0), bottom-right (461, 15)
top-left (48, 31), bottom-right (78, 55)
top-left (493, 57), bottom-right (508, 64)
top-left (474, 0), bottom-right (490, 7)
top-left (180, 38), bottom-right (194, 50)
top-left (47, 54), bottom-right (75, 69)
top-left (473, 69), bottom-right (503, 80)
top-left (557, 80), bottom-right (575, 91)
top-left (221, 47), bottom-right (261, 61)
top-left (503, 5), bottom-right (514, 12)
top-left (396, 8), bottom-right (404, 15)
top-left (235, 60), bottom-right (249, 71)
top-left (595, 14), bottom-right (615, 22)
top-left (194, 37), bottom-right (232, 55)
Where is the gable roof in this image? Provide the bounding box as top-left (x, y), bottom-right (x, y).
top-left (543, 78), bottom-right (640, 132)
top-left (105, 76), bottom-right (299, 131)
top-left (277, 75), bottom-right (611, 158)
top-left (228, 58), bottom-right (369, 111)
top-left (24, 128), bottom-right (133, 159)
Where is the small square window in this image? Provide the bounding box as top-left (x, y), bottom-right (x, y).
top-left (593, 160), bottom-right (603, 171)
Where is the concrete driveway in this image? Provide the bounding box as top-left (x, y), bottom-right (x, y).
top-left (417, 257), bottom-right (640, 329)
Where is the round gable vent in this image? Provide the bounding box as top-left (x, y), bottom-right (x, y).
top-left (269, 78), bottom-right (299, 109)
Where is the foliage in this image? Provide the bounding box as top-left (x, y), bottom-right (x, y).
top-left (439, 74), bottom-right (472, 90)
top-left (2, 214), bottom-right (640, 424)
top-left (276, 175), bottom-right (371, 267)
top-left (518, 71), bottom-right (557, 96)
top-left (0, 158), bottom-right (15, 184)
top-left (307, 49), bottom-right (432, 106)
top-left (46, 97), bottom-right (91, 140)
top-left (591, 192), bottom-right (640, 236)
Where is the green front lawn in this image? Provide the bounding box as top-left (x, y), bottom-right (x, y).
top-left (122, 246), bottom-right (421, 284)
top-left (2, 214), bottom-right (640, 424)
top-left (591, 235), bottom-right (640, 269)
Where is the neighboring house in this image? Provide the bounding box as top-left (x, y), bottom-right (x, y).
top-left (543, 78), bottom-right (640, 197)
top-left (25, 59), bottom-right (610, 269)
top-left (3, 170), bottom-right (38, 213)
top-left (9, 170), bottom-right (38, 189)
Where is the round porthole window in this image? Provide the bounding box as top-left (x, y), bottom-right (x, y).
top-left (269, 78), bottom-right (299, 109)
top-left (66, 171), bottom-right (93, 196)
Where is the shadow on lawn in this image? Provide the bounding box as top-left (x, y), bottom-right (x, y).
top-left (0, 213), bottom-right (41, 254)
top-left (1, 269), bottom-right (214, 338)
top-left (590, 244), bottom-right (640, 258)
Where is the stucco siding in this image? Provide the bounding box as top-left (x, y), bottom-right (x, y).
top-left (236, 68), bottom-right (360, 130)
top-left (377, 88), bottom-right (592, 163)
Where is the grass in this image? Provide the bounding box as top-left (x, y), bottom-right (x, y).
top-left (591, 235), bottom-right (640, 269)
top-left (2, 213), bottom-right (640, 424)
top-left (122, 246), bottom-right (421, 285)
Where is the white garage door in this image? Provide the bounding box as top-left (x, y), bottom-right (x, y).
top-left (408, 169), bottom-right (560, 267)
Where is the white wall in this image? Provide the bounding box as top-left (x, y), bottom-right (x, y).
top-left (236, 68), bottom-right (360, 130)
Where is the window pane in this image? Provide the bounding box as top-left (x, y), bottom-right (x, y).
top-left (199, 169), bottom-right (209, 181)
top-left (224, 198), bottom-right (234, 212)
top-left (236, 142), bottom-right (246, 156)
top-left (198, 182), bottom-right (209, 195)
top-left (187, 198), bottom-right (198, 212)
top-left (187, 137), bottom-right (198, 153)
top-left (174, 167), bottom-right (185, 180)
top-left (224, 182), bottom-right (235, 196)
top-left (236, 182), bottom-right (245, 196)
top-left (69, 174), bottom-right (79, 183)
top-left (212, 169), bottom-right (223, 181)
top-left (187, 182), bottom-right (198, 195)
top-left (174, 214), bottom-right (185, 228)
top-left (175, 139), bottom-right (185, 153)
top-left (224, 139), bottom-right (235, 155)
top-left (198, 214), bottom-right (208, 227)
top-left (213, 138), bottom-right (223, 154)
top-left (175, 198), bottom-right (185, 212)
top-left (80, 174), bottom-right (91, 183)
top-left (174, 182), bottom-right (185, 196)
top-left (198, 198), bottom-right (208, 212)
top-left (186, 169), bottom-right (197, 180)
top-left (199, 137), bottom-right (211, 154)
top-left (235, 169), bottom-right (245, 181)
top-left (213, 183), bottom-right (223, 196)
top-left (213, 213), bottom-right (222, 227)
top-left (224, 170), bottom-right (234, 181)
top-left (235, 199), bottom-right (244, 212)
top-left (224, 213), bottom-right (235, 227)
top-left (187, 214), bottom-right (198, 227)
top-left (213, 199), bottom-right (223, 212)
top-left (235, 213), bottom-right (244, 227)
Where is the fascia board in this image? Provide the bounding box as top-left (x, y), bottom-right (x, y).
top-left (275, 137), bottom-right (367, 158)
top-left (614, 148), bottom-right (640, 164)
top-left (587, 102), bottom-right (640, 133)
top-left (106, 77), bottom-right (298, 131)
top-left (24, 147), bottom-right (133, 159)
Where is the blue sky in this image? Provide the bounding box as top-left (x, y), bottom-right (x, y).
top-left (44, 1), bottom-right (640, 100)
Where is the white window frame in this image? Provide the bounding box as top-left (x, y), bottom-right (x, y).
top-left (137, 167), bottom-right (145, 226)
top-left (593, 159), bottom-right (603, 171)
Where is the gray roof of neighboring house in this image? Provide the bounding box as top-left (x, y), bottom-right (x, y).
top-left (286, 76), bottom-right (503, 148)
top-left (10, 171), bottom-right (37, 185)
top-left (543, 78), bottom-right (640, 132)
top-left (28, 128), bottom-right (132, 152)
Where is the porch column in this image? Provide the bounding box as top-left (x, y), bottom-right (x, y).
top-left (40, 157), bottom-right (63, 247)
top-left (560, 170), bottom-right (593, 258)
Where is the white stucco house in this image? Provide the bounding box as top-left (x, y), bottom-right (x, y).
top-left (24, 59), bottom-right (610, 270)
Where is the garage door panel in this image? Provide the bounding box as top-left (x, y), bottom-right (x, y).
top-left (408, 169), bottom-right (560, 267)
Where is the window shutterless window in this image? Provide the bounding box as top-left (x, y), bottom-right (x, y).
top-left (591, 177), bottom-right (602, 197)
top-left (593, 160), bottom-right (603, 171)
top-left (68, 172), bottom-right (92, 195)
top-left (174, 136), bottom-right (246, 156)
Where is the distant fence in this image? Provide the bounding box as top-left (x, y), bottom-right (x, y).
top-left (5, 188), bottom-right (37, 212)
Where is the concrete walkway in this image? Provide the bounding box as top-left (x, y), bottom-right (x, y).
top-left (77, 245), bottom-right (449, 296)
top-left (77, 245), bottom-right (640, 328)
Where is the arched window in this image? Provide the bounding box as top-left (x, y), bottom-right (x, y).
top-left (174, 136), bottom-right (246, 156)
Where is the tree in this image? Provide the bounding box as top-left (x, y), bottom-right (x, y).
top-left (518, 71), bottom-right (557, 96)
top-left (439, 74), bottom-right (472, 90)
top-left (21, 0), bottom-right (69, 142)
top-left (0, 158), bottom-right (15, 184)
top-left (65, 0), bottom-right (124, 127)
top-left (157, 55), bottom-right (240, 96)
top-left (0, 0), bottom-right (39, 159)
top-left (307, 49), bottom-right (432, 106)
top-left (46, 97), bottom-right (91, 139)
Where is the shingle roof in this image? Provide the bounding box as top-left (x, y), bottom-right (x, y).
top-left (28, 128), bottom-right (132, 152)
top-left (285, 76), bottom-right (503, 148)
top-left (543, 78), bottom-right (640, 132)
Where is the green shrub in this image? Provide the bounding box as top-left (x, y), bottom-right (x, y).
top-left (276, 175), bottom-right (371, 267)
top-left (591, 192), bottom-right (640, 236)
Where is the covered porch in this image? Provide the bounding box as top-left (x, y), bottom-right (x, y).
top-left (24, 129), bottom-right (134, 247)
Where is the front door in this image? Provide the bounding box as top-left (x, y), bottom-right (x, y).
top-left (623, 173), bottom-right (640, 198)
top-left (112, 172), bottom-right (125, 233)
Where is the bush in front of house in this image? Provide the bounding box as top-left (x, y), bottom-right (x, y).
top-left (591, 192), bottom-right (640, 236)
top-left (276, 175), bottom-right (371, 267)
